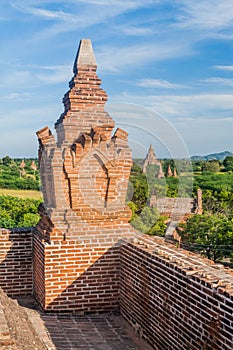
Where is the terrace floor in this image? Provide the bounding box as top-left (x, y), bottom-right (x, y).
top-left (0, 291), bottom-right (153, 350)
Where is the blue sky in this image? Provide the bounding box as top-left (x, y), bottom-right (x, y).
top-left (0, 0), bottom-right (233, 158)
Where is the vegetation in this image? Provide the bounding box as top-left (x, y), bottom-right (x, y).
top-left (0, 154), bottom-right (233, 264)
top-left (127, 159), bottom-right (192, 237)
top-left (0, 156), bottom-right (41, 228)
top-left (182, 158), bottom-right (233, 263)
top-left (128, 156), bottom-right (233, 264)
top-left (0, 195), bottom-right (41, 228)
top-left (128, 202), bottom-right (168, 236)
top-left (0, 156), bottom-right (40, 191)
top-left (223, 156), bottom-right (233, 172)
top-left (127, 162), bottom-right (148, 212)
top-left (201, 160), bottom-right (220, 173)
top-left (178, 214), bottom-right (233, 263)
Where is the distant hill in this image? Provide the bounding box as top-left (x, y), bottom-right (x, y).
top-left (191, 151), bottom-right (233, 161)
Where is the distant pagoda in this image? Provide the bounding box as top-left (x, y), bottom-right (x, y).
top-left (143, 144), bottom-right (164, 178)
top-left (166, 164), bottom-right (173, 177)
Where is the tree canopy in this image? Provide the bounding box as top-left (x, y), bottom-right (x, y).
top-left (223, 156), bottom-right (233, 171)
top-left (0, 196), bottom-right (41, 228)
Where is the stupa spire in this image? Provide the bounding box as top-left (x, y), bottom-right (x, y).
top-left (73, 39), bottom-right (97, 74)
top-left (143, 144), bottom-right (164, 177)
top-left (54, 38), bottom-right (113, 145)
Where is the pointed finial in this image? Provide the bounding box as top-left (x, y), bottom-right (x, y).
top-left (73, 39), bottom-right (96, 74)
top-left (166, 164), bottom-right (173, 177)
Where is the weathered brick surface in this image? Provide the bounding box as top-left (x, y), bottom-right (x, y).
top-left (0, 288), bottom-right (46, 349)
top-left (40, 313), bottom-right (152, 350)
top-left (120, 236), bottom-right (233, 350)
top-left (36, 39), bottom-right (132, 227)
top-left (0, 228), bottom-right (33, 296)
top-left (33, 232), bottom-right (45, 309)
top-left (35, 39), bottom-right (136, 311)
top-left (0, 297), bottom-right (15, 347)
top-left (33, 228), bottom-right (135, 312)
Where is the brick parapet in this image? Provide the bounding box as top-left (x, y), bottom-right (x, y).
top-left (33, 226), bottom-right (136, 312)
top-left (120, 236), bottom-right (233, 350)
top-left (0, 228), bottom-right (33, 297)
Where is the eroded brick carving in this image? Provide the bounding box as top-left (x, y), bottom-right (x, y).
top-left (36, 39), bottom-right (132, 240)
top-left (34, 39), bottom-right (135, 311)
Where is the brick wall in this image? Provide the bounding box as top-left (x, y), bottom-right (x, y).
top-left (33, 232), bottom-right (45, 308)
top-left (0, 227), bottom-right (232, 350)
top-left (120, 236), bottom-right (233, 350)
top-left (0, 228), bottom-right (33, 296)
top-left (33, 227), bottom-right (135, 312)
top-left (34, 38), bottom-right (136, 311)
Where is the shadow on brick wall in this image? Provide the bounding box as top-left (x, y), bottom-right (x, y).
top-left (0, 228), bottom-right (33, 297)
top-left (43, 243), bottom-right (121, 314)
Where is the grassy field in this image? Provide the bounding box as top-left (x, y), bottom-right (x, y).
top-left (0, 188), bottom-right (42, 200)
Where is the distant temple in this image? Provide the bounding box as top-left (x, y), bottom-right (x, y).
top-left (143, 144), bottom-right (164, 178)
top-left (0, 39), bottom-right (232, 350)
top-left (166, 164), bottom-right (173, 177)
top-left (150, 188), bottom-right (203, 237)
top-left (143, 145), bottom-right (179, 178)
top-left (143, 144), bottom-right (202, 236)
top-left (166, 164), bottom-right (178, 177)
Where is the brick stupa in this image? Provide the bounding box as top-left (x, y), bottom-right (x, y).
top-left (34, 39), bottom-right (135, 311)
top-left (143, 144), bottom-right (164, 178)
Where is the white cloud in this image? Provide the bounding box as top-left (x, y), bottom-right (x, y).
top-left (213, 33), bottom-right (233, 40)
top-left (107, 95), bottom-right (233, 156)
top-left (175, 0), bottom-right (233, 30)
top-left (3, 92), bottom-right (33, 101)
top-left (113, 25), bottom-right (153, 36)
top-left (0, 70), bottom-right (35, 89)
top-left (202, 77), bottom-right (233, 86)
top-left (11, 0), bottom-right (155, 25)
top-left (0, 105), bottom-right (57, 125)
top-left (11, 3), bottom-right (79, 21)
top-left (97, 40), bottom-right (194, 72)
top-left (214, 65), bottom-right (233, 71)
top-left (25, 64), bottom-right (71, 72)
top-left (8, 0), bottom-right (233, 44)
top-left (0, 64), bottom-right (72, 89)
top-left (109, 92), bottom-right (233, 118)
top-left (76, 0), bottom-right (155, 8)
top-left (136, 78), bottom-right (184, 89)
top-left (36, 65), bottom-right (71, 84)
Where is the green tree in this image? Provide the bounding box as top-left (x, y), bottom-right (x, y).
top-left (192, 160), bottom-right (205, 173)
top-left (0, 157), bottom-right (40, 190)
top-left (178, 214), bottom-right (233, 262)
top-left (127, 162), bottom-right (148, 213)
top-left (223, 156), bottom-right (233, 171)
top-left (18, 213), bottom-right (40, 227)
top-left (202, 160), bottom-right (220, 173)
top-left (0, 208), bottom-right (15, 228)
top-left (0, 196), bottom-right (41, 228)
top-left (201, 189), bottom-right (233, 215)
top-left (2, 156), bottom-right (13, 166)
top-left (130, 206), bottom-right (167, 237)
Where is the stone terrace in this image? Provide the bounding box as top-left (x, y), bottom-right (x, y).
top-left (0, 288), bottom-right (152, 350)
